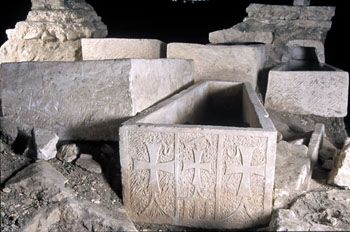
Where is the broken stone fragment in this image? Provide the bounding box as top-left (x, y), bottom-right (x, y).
top-left (56, 144), bottom-right (79, 163)
top-left (75, 154), bottom-right (102, 174)
top-left (274, 141), bottom-right (310, 209)
top-left (269, 190), bottom-right (350, 231)
top-left (34, 128), bottom-right (59, 161)
top-left (328, 138), bottom-right (350, 188)
top-left (0, 0), bottom-right (107, 63)
top-left (307, 123), bottom-right (325, 167)
top-left (293, 0), bottom-right (310, 6)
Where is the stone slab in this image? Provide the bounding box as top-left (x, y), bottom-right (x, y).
top-left (265, 63), bottom-right (349, 117)
top-left (246, 4), bottom-right (335, 21)
top-left (82, 38), bottom-right (166, 60)
top-left (209, 28), bottom-right (273, 44)
top-left (274, 141), bottom-right (310, 209)
top-left (328, 138), bottom-right (350, 188)
top-left (307, 123), bottom-right (325, 167)
top-left (167, 43), bottom-right (265, 89)
top-left (120, 81), bottom-right (277, 229)
top-left (1, 59), bottom-right (193, 141)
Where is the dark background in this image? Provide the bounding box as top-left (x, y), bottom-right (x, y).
top-left (0, 0), bottom-right (349, 128)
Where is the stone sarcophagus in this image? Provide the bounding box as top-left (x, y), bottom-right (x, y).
top-left (120, 81), bottom-right (277, 229)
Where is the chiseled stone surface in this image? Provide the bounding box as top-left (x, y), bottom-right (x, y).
top-left (328, 138), bottom-right (350, 188)
top-left (269, 190), bottom-right (350, 231)
top-left (209, 4), bottom-right (335, 67)
top-left (1, 59), bottom-right (193, 141)
top-left (307, 123), bottom-right (325, 167)
top-left (0, 0), bottom-right (107, 63)
top-left (273, 141), bottom-right (310, 209)
top-left (120, 81), bottom-right (277, 229)
top-left (167, 43), bottom-right (265, 89)
top-left (82, 38), bottom-right (166, 60)
top-left (265, 63), bottom-right (349, 117)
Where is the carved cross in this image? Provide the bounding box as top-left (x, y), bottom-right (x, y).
top-left (183, 150), bottom-right (211, 187)
top-left (225, 146), bottom-right (265, 197)
top-left (134, 143), bottom-right (174, 194)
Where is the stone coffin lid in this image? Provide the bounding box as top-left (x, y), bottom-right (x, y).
top-left (120, 81), bottom-right (277, 229)
top-left (81, 38), bottom-right (166, 60)
top-left (0, 59), bottom-right (194, 141)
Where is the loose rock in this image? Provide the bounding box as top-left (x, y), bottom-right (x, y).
top-left (75, 154), bottom-right (102, 174)
top-left (328, 138), bottom-right (350, 188)
top-left (57, 144), bottom-right (79, 163)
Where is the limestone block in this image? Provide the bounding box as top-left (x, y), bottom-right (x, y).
top-left (82, 38), bottom-right (166, 60)
top-left (246, 4), bottom-right (335, 21)
top-left (265, 63), bottom-right (349, 117)
top-left (328, 138), bottom-right (350, 188)
top-left (0, 0), bottom-right (107, 63)
top-left (167, 43), bottom-right (265, 89)
top-left (1, 59), bottom-right (193, 141)
top-left (209, 28), bottom-right (273, 44)
top-left (307, 123), bottom-right (325, 166)
top-left (120, 81), bottom-right (277, 229)
top-left (273, 141), bottom-right (310, 209)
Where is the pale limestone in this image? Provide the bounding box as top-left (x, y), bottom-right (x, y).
top-left (0, 0), bottom-right (107, 63)
top-left (265, 62), bottom-right (349, 117)
top-left (167, 43), bottom-right (265, 88)
top-left (82, 38), bottom-right (166, 60)
top-left (35, 128), bottom-right (60, 161)
top-left (120, 81), bottom-right (277, 229)
top-left (328, 138), bottom-right (350, 188)
top-left (76, 154), bottom-right (102, 174)
top-left (1, 59), bottom-right (193, 141)
top-left (274, 141), bottom-right (310, 209)
top-left (307, 123), bottom-right (325, 167)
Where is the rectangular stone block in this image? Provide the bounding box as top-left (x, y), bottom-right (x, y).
top-left (307, 123), bottom-right (325, 167)
top-left (1, 59), bottom-right (193, 140)
top-left (81, 38), bottom-right (166, 60)
top-left (120, 81), bottom-right (277, 229)
top-left (167, 43), bottom-right (265, 89)
top-left (265, 62), bottom-right (349, 117)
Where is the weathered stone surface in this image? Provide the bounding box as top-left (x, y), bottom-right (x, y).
top-left (1, 59), bottom-right (193, 141)
top-left (0, 0), bottom-right (107, 63)
top-left (35, 128), bottom-right (59, 160)
top-left (6, 160), bottom-right (73, 201)
top-left (76, 154), bottom-right (102, 174)
top-left (57, 144), bottom-right (79, 162)
top-left (274, 141), bottom-right (310, 209)
top-left (209, 4), bottom-right (335, 67)
top-left (167, 43), bottom-right (265, 88)
top-left (294, 0), bottom-right (310, 6)
top-left (307, 123), bottom-right (325, 166)
top-left (265, 63), bottom-right (349, 117)
top-left (1, 160), bottom-right (137, 232)
top-left (209, 28), bottom-right (273, 44)
top-left (269, 190), bottom-right (350, 231)
top-left (120, 81), bottom-right (277, 229)
top-left (329, 138), bottom-right (350, 188)
top-left (82, 38), bottom-right (166, 60)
